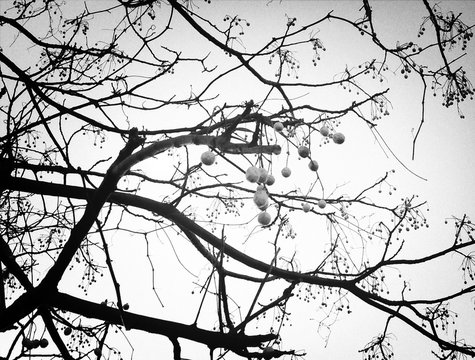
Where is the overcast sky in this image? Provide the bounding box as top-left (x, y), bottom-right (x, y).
top-left (1, 1), bottom-right (474, 359)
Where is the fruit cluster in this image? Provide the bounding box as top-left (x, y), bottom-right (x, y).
top-left (22, 337), bottom-right (48, 350)
top-left (199, 122), bottom-right (346, 225)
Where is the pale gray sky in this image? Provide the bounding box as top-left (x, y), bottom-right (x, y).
top-left (1, 1), bottom-right (474, 359)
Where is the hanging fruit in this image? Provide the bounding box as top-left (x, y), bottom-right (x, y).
top-left (253, 189), bottom-right (269, 208)
top-left (273, 121), bottom-right (284, 132)
top-left (246, 166), bottom-right (260, 182)
top-left (39, 339), bottom-right (49, 348)
top-left (258, 211), bottom-right (271, 225)
top-left (333, 132), bottom-right (345, 144)
top-left (298, 145), bottom-right (310, 158)
top-left (281, 167), bottom-right (291, 177)
top-left (320, 126), bottom-right (330, 136)
top-left (200, 150), bottom-right (216, 165)
top-left (265, 174), bottom-right (275, 186)
top-left (257, 167), bottom-right (268, 183)
top-left (308, 160), bottom-right (319, 171)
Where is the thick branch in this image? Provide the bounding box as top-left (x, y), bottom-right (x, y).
top-left (3, 176), bottom-right (346, 288)
top-left (40, 129), bottom-right (143, 289)
top-left (115, 134), bottom-right (280, 176)
top-left (50, 292), bottom-right (276, 352)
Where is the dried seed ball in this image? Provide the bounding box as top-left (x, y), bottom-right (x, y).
top-left (253, 189), bottom-right (269, 208)
top-left (273, 121), bottom-right (284, 132)
top-left (302, 203), bottom-right (311, 212)
top-left (298, 145), bottom-right (310, 158)
top-left (281, 167), bottom-right (291, 177)
top-left (317, 199), bottom-right (327, 209)
top-left (39, 339), bottom-right (49, 348)
top-left (258, 199), bottom-right (269, 210)
top-left (263, 346), bottom-right (274, 353)
top-left (265, 174), bottom-right (275, 186)
top-left (22, 338), bottom-right (33, 349)
top-left (258, 211), bottom-right (271, 225)
top-left (246, 166), bottom-right (259, 182)
top-left (333, 132), bottom-right (345, 144)
top-left (200, 150), bottom-right (216, 165)
top-left (320, 126), bottom-right (330, 137)
top-left (308, 160), bottom-right (319, 171)
top-left (257, 168), bottom-right (268, 183)
top-left (64, 327), bottom-right (72, 336)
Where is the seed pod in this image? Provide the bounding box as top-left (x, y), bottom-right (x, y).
top-left (298, 146), bottom-right (310, 158)
top-left (273, 121), bottom-right (284, 132)
top-left (308, 160), bottom-right (319, 171)
top-left (253, 189), bottom-right (269, 208)
top-left (281, 167), bottom-right (291, 177)
top-left (258, 211), bottom-right (271, 225)
top-left (320, 126), bottom-right (330, 136)
top-left (39, 338), bottom-right (49, 348)
top-left (246, 166), bottom-right (259, 183)
top-left (257, 168), bottom-right (268, 183)
top-left (200, 151), bottom-right (216, 165)
top-left (265, 174), bottom-right (275, 186)
top-left (22, 338), bottom-right (33, 350)
top-left (333, 132), bottom-right (345, 144)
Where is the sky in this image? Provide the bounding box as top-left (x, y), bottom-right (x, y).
top-left (1, 1), bottom-right (475, 359)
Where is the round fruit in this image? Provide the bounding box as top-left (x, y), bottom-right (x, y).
top-left (273, 121), bottom-right (284, 132)
top-left (258, 211), bottom-right (271, 225)
top-left (320, 126), bottom-right (330, 137)
top-left (258, 199), bottom-right (269, 211)
top-left (281, 167), bottom-right (291, 177)
top-left (297, 145), bottom-right (310, 158)
top-left (123, 303), bottom-right (129, 310)
top-left (317, 199), bottom-right (327, 209)
top-left (200, 151), bottom-right (216, 166)
top-left (246, 166), bottom-right (259, 183)
top-left (257, 168), bottom-right (268, 183)
top-left (39, 338), bottom-right (49, 348)
top-left (64, 327), bottom-right (72, 336)
top-left (265, 174), bottom-right (275, 186)
top-left (31, 339), bottom-right (41, 349)
top-left (22, 338), bottom-right (33, 350)
top-left (333, 132), bottom-right (345, 144)
top-left (302, 203), bottom-right (311, 213)
top-left (94, 348), bottom-right (102, 357)
top-left (263, 346), bottom-right (274, 353)
top-left (253, 190), bottom-right (269, 208)
top-left (308, 160), bottom-right (319, 171)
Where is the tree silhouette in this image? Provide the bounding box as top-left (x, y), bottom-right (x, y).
top-left (0, 0), bottom-right (474, 359)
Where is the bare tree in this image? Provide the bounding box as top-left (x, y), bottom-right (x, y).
top-left (0, 0), bottom-right (474, 359)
